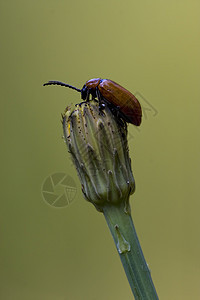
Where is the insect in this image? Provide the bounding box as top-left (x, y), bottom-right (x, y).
top-left (43, 78), bottom-right (142, 126)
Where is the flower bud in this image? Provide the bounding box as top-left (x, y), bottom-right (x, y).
top-left (62, 100), bottom-right (135, 212)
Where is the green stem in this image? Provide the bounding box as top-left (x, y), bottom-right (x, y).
top-left (103, 203), bottom-right (159, 300)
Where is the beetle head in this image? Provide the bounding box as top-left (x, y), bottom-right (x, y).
top-left (81, 85), bottom-right (96, 101)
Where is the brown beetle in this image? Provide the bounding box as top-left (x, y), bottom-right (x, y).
top-left (43, 78), bottom-right (142, 126)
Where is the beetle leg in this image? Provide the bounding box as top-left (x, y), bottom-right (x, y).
top-left (85, 88), bottom-right (92, 102)
top-left (86, 89), bottom-right (90, 101)
top-left (108, 104), bottom-right (127, 129)
top-left (75, 101), bottom-right (88, 106)
top-left (96, 88), bottom-right (106, 112)
top-left (95, 87), bottom-right (101, 102)
top-left (114, 106), bottom-right (122, 120)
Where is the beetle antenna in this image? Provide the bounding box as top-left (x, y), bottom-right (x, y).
top-left (43, 81), bottom-right (81, 92)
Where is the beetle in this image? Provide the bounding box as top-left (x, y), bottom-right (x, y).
top-left (43, 78), bottom-right (142, 126)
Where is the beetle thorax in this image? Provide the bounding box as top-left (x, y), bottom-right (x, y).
top-left (81, 78), bottom-right (102, 100)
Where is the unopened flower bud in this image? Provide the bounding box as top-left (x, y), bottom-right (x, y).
top-left (62, 100), bottom-right (135, 212)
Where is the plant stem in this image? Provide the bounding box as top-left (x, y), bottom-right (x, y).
top-left (103, 203), bottom-right (159, 300)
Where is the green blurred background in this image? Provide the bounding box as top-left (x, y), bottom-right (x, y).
top-left (1, 1), bottom-right (200, 299)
